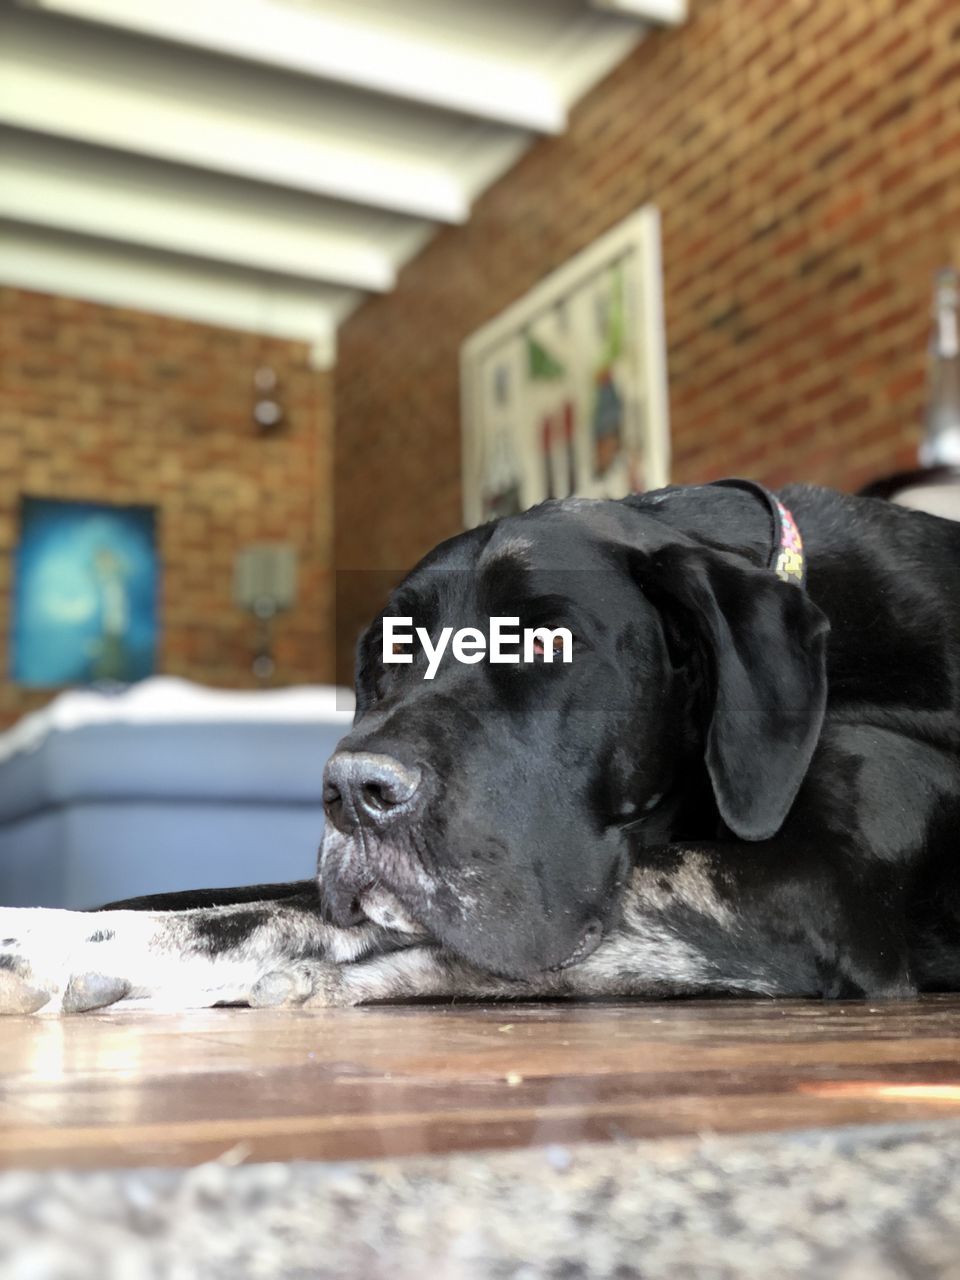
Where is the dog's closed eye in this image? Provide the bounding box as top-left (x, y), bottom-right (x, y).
top-left (529, 630), bottom-right (577, 661)
top-left (531, 634), bottom-right (570, 656)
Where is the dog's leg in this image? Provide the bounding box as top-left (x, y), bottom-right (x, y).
top-left (0, 893), bottom-right (414, 1015)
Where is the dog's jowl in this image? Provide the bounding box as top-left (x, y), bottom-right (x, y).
top-left (3, 480), bottom-right (960, 1013)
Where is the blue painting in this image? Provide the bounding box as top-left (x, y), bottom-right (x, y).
top-left (12, 498), bottom-right (158, 687)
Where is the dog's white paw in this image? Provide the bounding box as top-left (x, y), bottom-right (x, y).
top-left (0, 960), bottom-right (55, 1014)
top-left (0, 910), bottom-right (133, 1015)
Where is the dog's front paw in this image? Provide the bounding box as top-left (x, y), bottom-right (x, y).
top-left (0, 957), bottom-right (55, 1015)
top-left (249, 960), bottom-right (358, 1009)
top-left (0, 910), bottom-right (136, 1016)
top-left (0, 912), bottom-right (71, 1014)
top-left (254, 945), bottom-right (471, 1008)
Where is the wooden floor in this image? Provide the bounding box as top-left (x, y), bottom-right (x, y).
top-left (2, 996), bottom-right (960, 1170)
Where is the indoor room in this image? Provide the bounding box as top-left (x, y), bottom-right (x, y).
top-left (2, 0), bottom-right (960, 1275)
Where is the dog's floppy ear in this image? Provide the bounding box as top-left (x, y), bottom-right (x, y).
top-left (637, 543), bottom-right (829, 841)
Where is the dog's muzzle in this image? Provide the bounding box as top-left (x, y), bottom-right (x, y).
top-left (320, 750), bottom-right (429, 929)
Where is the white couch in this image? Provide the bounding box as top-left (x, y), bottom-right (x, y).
top-left (0, 677), bottom-right (354, 908)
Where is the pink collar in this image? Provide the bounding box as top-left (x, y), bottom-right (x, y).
top-left (771, 496), bottom-right (805, 586)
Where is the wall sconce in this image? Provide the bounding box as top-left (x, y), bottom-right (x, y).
top-left (253, 365), bottom-right (284, 433)
top-left (233, 544), bottom-right (297, 682)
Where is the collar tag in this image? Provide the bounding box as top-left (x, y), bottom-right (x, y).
top-left (773, 497), bottom-right (805, 586)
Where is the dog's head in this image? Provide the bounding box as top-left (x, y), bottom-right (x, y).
top-left (319, 494), bottom-right (829, 978)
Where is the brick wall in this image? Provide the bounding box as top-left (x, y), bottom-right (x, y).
top-left (334, 0), bottom-right (960, 681)
top-left (0, 287), bottom-right (334, 728)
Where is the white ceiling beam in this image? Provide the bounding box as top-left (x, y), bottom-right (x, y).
top-left (22, 0), bottom-right (569, 135)
top-left (545, 17), bottom-right (645, 110)
top-left (590, 0), bottom-right (687, 23)
top-left (0, 13), bottom-right (471, 223)
top-left (0, 136), bottom-right (399, 293)
top-left (0, 223), bottom-right (349, 357)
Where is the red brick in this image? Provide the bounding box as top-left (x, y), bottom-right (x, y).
top-left (0, 288), bottom-right (334, 728)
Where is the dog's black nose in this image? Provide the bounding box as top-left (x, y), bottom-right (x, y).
top-left (323, 751), bottom-right (422, 832)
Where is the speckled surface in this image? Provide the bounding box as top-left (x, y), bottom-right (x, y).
top-left (3, 1121), bottom-right (960, 1279)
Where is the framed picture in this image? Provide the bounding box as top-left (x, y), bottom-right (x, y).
top-left (460, 207), bottom-right (670, 528)
top-left (11, 497), bottom-right (159, 687)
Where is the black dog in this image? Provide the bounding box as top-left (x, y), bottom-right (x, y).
top-left (2, 480), bottom-right (959, 1015)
